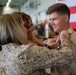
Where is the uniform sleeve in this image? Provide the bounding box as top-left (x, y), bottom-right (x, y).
top-left (16, 44), bottom-right (74, 75)
top-left (16, 31), bottom-right (75, 75)
top-left (29, 45), bottom-right (74, 68)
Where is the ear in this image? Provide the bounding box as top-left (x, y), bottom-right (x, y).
top-left (64, 15), bottom-right (69, 22)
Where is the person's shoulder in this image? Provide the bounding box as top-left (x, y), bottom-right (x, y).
top-left (16, 43), bottom-right (35, 51)
top-left (26, 43), bottom-right (45, 52)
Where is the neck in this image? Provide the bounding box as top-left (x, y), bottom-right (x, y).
top-left (59, 22), bottom-right (70, 34)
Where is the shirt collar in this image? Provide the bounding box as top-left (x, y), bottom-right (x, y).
top-left (68, 27), bottom-right (73, 35)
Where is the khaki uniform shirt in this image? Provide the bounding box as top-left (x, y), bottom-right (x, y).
top-left (55, 27), bottom-right (76, 75)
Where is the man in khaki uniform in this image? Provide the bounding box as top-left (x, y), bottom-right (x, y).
top-left (46, 3), bottom-right (76, 75)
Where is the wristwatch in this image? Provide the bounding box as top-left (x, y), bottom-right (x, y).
top-left (44, 44), bottom-right (52, 49)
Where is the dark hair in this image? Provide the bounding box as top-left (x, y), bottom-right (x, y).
top-left (0, 44), bottom-right (2, 51)
top-left (13, 12), bottom-right (33, 29)
top-left (46, 3), bottom-right (70, 20)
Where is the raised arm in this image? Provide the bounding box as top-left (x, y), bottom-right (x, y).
top-left (16, 31), bottom-right (74, 75)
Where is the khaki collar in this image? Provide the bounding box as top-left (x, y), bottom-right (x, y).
top-left (68, 27), bottom-right (73, 35)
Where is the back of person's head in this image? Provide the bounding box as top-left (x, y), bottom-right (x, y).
top-left (0, 13), bottom-right (27, 46)
top-left (13, 12), bottom-right (33, 29)
top-left (46, 3), bottom-right (70, 20)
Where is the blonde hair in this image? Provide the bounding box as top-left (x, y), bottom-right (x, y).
top-left (0, 13), bottom-right (27, 45)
